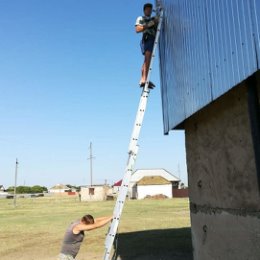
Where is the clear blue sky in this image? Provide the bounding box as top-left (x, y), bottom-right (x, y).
top-left (0, 0), bottom-right (187, 188)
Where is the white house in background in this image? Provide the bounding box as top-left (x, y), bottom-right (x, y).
top-left (49, 184), bottom-right (70, 193)
top-left (129, 169), bottom-right (180, 199)
top-left (81, 185), bottom-right (110, 201)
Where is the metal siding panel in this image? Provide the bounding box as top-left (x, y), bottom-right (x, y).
top-left (177, 0), bottom-right (187, 120)
top-left (249, 0), bottom-right (260, 68)
top-left (184, 0), bottom-right (194, 117)
top-left (190, 0), bottom-right (211, 117)
top-left (168, 0), bottom-right (186, 129)
top-left (207, 0), bottom-right (257, 99)
top-left (223, 0), bottom-right (239, 88)
top-left (158, 0), bottom-right (169, 133)
top-left (206, 0), bottom-right (226, 98)
top-left (159, 33), bottom-right (169, 133)
top-left (177, 0), bottom-right (194, 126)
top-left (157, 0), bottom-right (260, 133)
top-left (170, 0), bottom-right (186, 129)
top-left (229, 0), bottom-right (243, 84)
top-left (219, 0), bottom-right (234, 94)
top-left (183, 0), bottom-right (211, 120)
top-left (159, 0), bottom-right (170, 133)
top-left (159, 10), bottom-right (170, 134)
top-left (237, 0), bottom-right (257, 77)
top-left (161, 0), bottom-right (186, 129)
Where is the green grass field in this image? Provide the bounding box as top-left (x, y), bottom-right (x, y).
top-left (0, 196), bottom-right (192, 260)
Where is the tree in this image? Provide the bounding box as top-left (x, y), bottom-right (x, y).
top-left (16, 186), bottom-right (31, 194)
top-left (6, 186), bottom-right (14, 193)
top-left (6, 185), bottom-right (48, 194)
top-left (31, 185), bottom-right (47, 193)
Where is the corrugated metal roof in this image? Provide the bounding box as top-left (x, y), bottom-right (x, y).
top-left (137, 176), bottom-right (171, 185)
top-left (157, 0), bottom-right (260, 133)
top-left (130, 168), bottom-right (180, 183)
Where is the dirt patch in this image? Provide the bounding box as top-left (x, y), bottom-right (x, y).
top-left (145, 194), bottom-right (168, 199)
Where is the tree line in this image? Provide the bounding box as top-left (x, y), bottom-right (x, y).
top-left (7, 185), bottom-right (48, 194)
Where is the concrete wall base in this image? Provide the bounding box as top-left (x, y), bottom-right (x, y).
top-left (184, 72), bottom-right (260, 260)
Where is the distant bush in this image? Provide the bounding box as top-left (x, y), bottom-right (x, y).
top-left (16, 186), bottom-right (31, 194)
top-left (6, 185), bottom-right (48, 194)
top-left (30, 193), bottom-right (44, 198)
top-left (6, 186), bottom-right (14, 193)
top-left (31, 185), bottom-right (48, 193)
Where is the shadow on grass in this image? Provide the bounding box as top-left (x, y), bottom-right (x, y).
top-left (112, 227), bottom-right (193, 260)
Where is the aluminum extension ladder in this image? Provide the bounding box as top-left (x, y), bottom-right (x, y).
top-left (103, 8), bottom-right (164, 260)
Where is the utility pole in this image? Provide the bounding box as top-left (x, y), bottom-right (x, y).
top-left (87, 142), bottom-right (95, 186)
top-left (178, 163), bottom-right (181, 179)
top-left (13, 158), bottom-right (18, 208)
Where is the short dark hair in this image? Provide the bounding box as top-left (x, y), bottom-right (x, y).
top-left (81, 214), bottom-right (94, 224)
top-left (143, 3), bottom-right (153, 11)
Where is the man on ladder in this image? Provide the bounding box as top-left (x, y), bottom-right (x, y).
top-left (135, 3), bottom-right (159, 89)
top-left (103, 4), bottom-right (163, 259)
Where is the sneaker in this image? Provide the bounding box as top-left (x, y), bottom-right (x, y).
top-left (148, 81), bottom-right (156, 89)
top-left (139, 81), bottom-right (156, 89)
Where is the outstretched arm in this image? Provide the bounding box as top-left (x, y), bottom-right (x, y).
top-left (95, 216), bottom-right (112, 222)
top-left (73, 216), bottom-right (112, 233)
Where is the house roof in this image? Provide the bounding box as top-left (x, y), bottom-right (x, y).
top-left (130, 169), bottom-right (180, 183)
top-left (49, 184), bottom-right (70, 190)
top-left (113, 180), bottom-right (122, 187)
top-left (137, 176), bottom-right (171, 185)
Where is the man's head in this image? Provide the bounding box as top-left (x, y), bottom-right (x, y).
top-left (81, 214), bottom-right (94, 225)
top-left (143, 3), bottom-right (153, 17)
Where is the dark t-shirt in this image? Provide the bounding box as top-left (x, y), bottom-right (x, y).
top-left (135, 15), bottom-right (157, 38)
top-left (60, 220), bottom-right (85, 258)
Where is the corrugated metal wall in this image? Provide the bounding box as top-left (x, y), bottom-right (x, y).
top-left (157, 0), bottom-right (260, 133)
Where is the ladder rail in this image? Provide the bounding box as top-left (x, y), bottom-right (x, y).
top-left (103, 9), bottom-right (164, 260)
